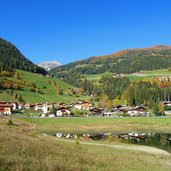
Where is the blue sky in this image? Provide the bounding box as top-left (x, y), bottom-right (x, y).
top-left (0, 0), bottom-right (171, 64)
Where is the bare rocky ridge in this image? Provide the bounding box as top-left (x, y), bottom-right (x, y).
top-left (38, 61), bottom-right (62, 71)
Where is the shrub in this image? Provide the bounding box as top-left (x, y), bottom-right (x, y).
top-left (164, 106), bottom-right (171, 111)
top-left (7, 119), bottom-right (13, 126)
top-left (72, 109), bottom-right (87, 117)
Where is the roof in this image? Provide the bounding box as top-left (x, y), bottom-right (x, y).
top-left (0, 104), bottom-right (13, 107)
top-left (77, 99), bottom-right (85, 104)
top-left (82, 101), bottom-right (92, 104)
top-left (57, 107), bottom-right (69, 110)
top-left (74, 103), bottom-right (82, 105)
top-left (89, 107), bottom-right (101, 112)
top-left (0, 101), bottom-right (17, 104)
top-left (134, 106), bottom-right (146, 110)
top-left (59, 102), bottom-right (67, 105)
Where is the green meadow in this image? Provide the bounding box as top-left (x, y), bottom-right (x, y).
top-left (0, 91), bottom-right (16, 102)
top-left (85, 69), bottom-right (171, 82)
top-left (85, 73), bottom-right (105, 81)
top-left (0, 70), bottom-right (90, 103)
top-left (127, 69), bottom-right (171, 81)
top-left (19, 117), bottom-right (171, 134)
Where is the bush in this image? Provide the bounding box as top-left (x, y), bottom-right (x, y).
top-left (164, 106), bottom-right (171, 111)
top-left (7, 119), bottom-right (13, 126)
top-left (72, 109), bottom-right (87, 117)
top-left (50, 108), bottom-right (57, 114)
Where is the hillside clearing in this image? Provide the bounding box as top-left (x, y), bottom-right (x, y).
top-left (85, 69), bottom-right (171, 82)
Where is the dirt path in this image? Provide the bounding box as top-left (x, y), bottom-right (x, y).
top-left (55, 138), bottom-right (170, 155)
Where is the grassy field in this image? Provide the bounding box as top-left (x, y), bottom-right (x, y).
top-left (145, 69), bottom-right (171, 75)
top-left (127, 69), bottom-right (171, 81)
top-left (18, 117), bottom-right (171, 134)
top-left (85, 72), bottom-right (113, 82)
top-left (0, 91), bottom-right (17, 102)
top-left (85, 73), bottom-right (105, 81)
top-left (1, 117), bottom-right (171, 171)
top-left (0, 70), bottom-right (90, 103)
top-left (85, 69), bottom-right (171, 82)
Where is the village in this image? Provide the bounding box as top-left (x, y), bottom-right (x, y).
top-left (0, 99), bottom-right (171, 117)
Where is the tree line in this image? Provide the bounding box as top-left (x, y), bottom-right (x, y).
top-left (59, 71), bottom-right (171, 114)
top-left (0, 38), bottom-right (46, 75)
top-left (51, 48), bottom-right (171, 76)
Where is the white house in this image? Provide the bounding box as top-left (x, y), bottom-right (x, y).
top-left (103, 112), bottom-right (114, 117)
top-left (73, 103), bottom-right (82, 110)
top-left (35, 103), bottom-right (43, 111)
top-left (25, 103), bottom-right (35, 110)
top-left (127, 110), bottom-right (139, 116)
top-left (35, 102), bottom-right (55, 114)
top-left (56, 107), bottom-right (71, 117)
top-left (0, 103), bottom-right (13, 115)
top-left (11, 102), bottom-right (18, 110)
top-left (127, 106), bottom-right (146, 116)
top-left (73, 100), bottom-right (92, 111)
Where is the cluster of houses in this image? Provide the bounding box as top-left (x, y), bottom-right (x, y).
top-left (0, 101), bottom-right (54, 116)
top-left (0, 100), bottom-right (93, 117)
top-left (112, 105), bottom-right (150, 117)
top-left (132, 71), bottom-right (145, 76)
top-left (1, 100), bottom-right (170, 117)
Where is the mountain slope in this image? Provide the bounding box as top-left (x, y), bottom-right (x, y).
top-left (0, 70), bottom-right (90, 103)
top-left (51, 45), bottom-right (171, 76)
top-left (38, 61), bottom-right (62, 71)
top-left (0, 38), bottom-right (46, 74)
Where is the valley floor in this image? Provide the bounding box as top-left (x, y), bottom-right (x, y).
top-left (20, 116), bottom-right (171, 134)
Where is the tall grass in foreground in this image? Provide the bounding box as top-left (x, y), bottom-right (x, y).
top-left (0, 117), bottom-right (171, 171)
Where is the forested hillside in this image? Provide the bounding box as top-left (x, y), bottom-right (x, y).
top-left (51, 45), bottom-right (171, 76)
top-left (0, 38), bottom-right (46, 75)
top-left (50, 45), bottom-right (171, 113)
